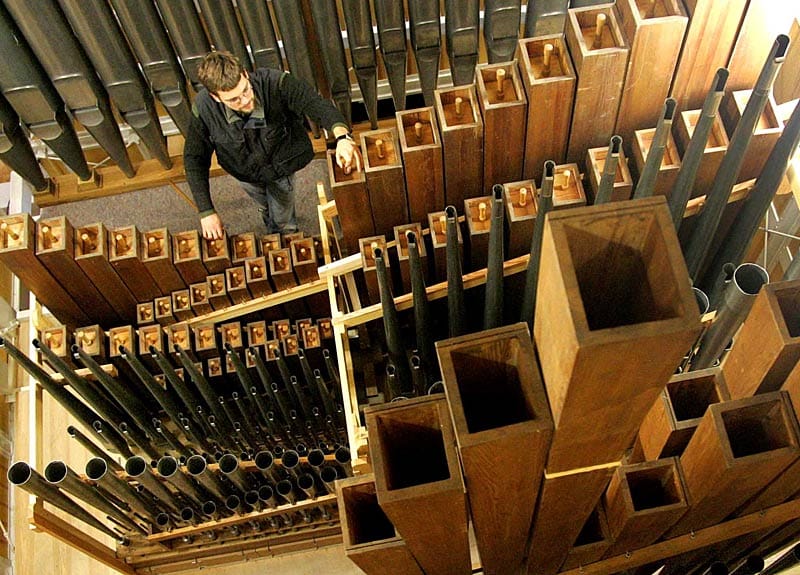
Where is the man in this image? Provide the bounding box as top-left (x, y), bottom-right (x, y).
top-left (184, 51), bottom-right (362, 239)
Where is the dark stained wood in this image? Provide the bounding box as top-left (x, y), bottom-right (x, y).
top-left (259, 233), bottom-right (282, 256)
top-left (396, 107), bottom-right (445, 222)
top-left (291, 238), bottom-right (319, 283)
top-left (189, 282), bottom-right (213, 316)
top-left (464, 196), bottom-right (492, 271)
top-left (434, 85), bottom-right (484, 208)
top-left (109, 225), bottom-right (162, 302)
top-left (269, 248), bottom-right (298, 291)
top-left (202, 233), bottom-right (232, 274)
top-left (74, 223), bottom-right (138, 324)
top-left (230, 232), bottom-right (259, 263)
top-left (225, 266), bottom-right (251, 305)
top-left (361, 127), bottom-right (409, 239)
top-left (602, 458), bottom-right (689, 558)
top-left (171, 289), bottom-right (195, 322)
top-left (666, 392), bottom-right (800, 537)
top-left (244, 256), bottom-right (274, 298)
top-left (585, 145), bottom-right (634, 203)
top-left (206, 273), bottom-right (231, 310)
top-left (518, 35), bottom-right (576, 182)
top-left (476, 62), bottom-right (527, 192)
top-left (722, 279), bottom-right (800, 399)
top-left (503, 180), bottom-right (537, 259)
top-left (534, 198), bottom-right (703, 472)
top-left (141, 228), bottom-right (186, 294)
top-left (337, 475), bottom-right (423, 575)
top-left (565, 4), bottom-right (629, 166)
top-left (436, 324), bottom-right (553, 575)
top-left (631, 127), bottom-right (682, 199)
top-left (0, 214), bottom-right (89, 327)
top-left (638, 367), bottom-right (730, 460)
top-left (35, 216), bottom-right (120, 326)
top-left (365, 396), bottom-right (471, 575)
top-left (327, 150), bottom-right (375, 256)
top-left (173, 230), bottom-right (209, 285)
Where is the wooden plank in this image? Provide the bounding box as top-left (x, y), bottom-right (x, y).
top-left (476, 61), bottom-right (527, 192)
top-left (337, 475), bottom-right (423, 575)
top-left (361, 127), bottom-right (409, 240)
top-left (720, 90), bottom-right (784, 182)
top-left (434, 85), bottom-right (484, 208)
top-left (525, 466), bottom-right (616, 575)
top-left (631, 127), bottom-right (682, 199)
top-left (518, 35), bottom-right (576, 183)
top-left (396, 107), bottom-right (445, 223)
top-left (534, 198), bottom-right (702, 472)
top-left (673, 108), bottom-right (729, 199)
top-left (614, 0), bottom-right (687, 151)
top-left (638, 367), bottom-right (730, 460)
top-left (108, 225), bottom-right (161, 302)
top-left (365, 396), bottom-right (471, 575)
top-left (565, 4), bottom-right (629, 166)
top-left (327, 150), bottom-right (375, 257)
top-left (141, 228), bottom-right (186, 294)
top-left (0, 214), bottom-right (89, 328)
top-left (436, 324), bottom-right (553, 575)
top-left (172, 230), bottom-right (209, 285)
top-left (585, 144), bottom-right (634, 203)
top-left (602, 458), bottom-right (688, 558)
top-left (666, 391), bottom-right (800, 538)
top-left (503, 180), bottom-right (537, 259)
top-left (670, 0), bottom-right (748, 113)
top-left (722, 279), bottom-right (800, 399)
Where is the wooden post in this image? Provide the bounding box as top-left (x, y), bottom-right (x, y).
top-left (243, 256), bottom-right (273, 298)
top-left (720, 90), bottom-right (785, 182)
top-left (225, 266), bottom-right (251, 305)
top-left (36, 216), bottom-right (120, 326)
top-left (551, 163), bottom-right (587, 210)
top-left (202, 233), bottom-right (232, 274)
top-left (231, 231), bottom-right (258, 263)
top-left (614, 0), bottom-right (688, 150)
top-left (565, 4), bottom-right (629, 166)
top-left (171, 290), bottom-right (194, 322)
top-left (464, 196), bottom-right (492, 271)
top-left (172, 230), bottom-right (209, 285)
top-left (74, 325), bottom-right (105, 359)
top-left (336, 474), bottom-right (423, 575)
top-left (586, 145), bottom-right (634, 203)
top-left (518, 35), bottom-right (576, 182)
top-left (107, 326), bottom-right (134, 361)
top-left (141, 227), bottom-right (186, 295)
top-left (525, 466), bottom-right (617, 575)
top-left (476, 62), bottom-right (527, 191)
top-left (434, 85), bottom-right (484, 208)
top-left (154, 296), bottom-right (175, 325)
top-left (0, 214), bottom-right (89, 327)
top-left (535, 198), bottom-right (703, 472)
top-left (503, 180), bottom-right (538, 259)
top-left (365, 396), bottom-right (471, 575)
top-left (670, 0), bottom-right (748, 112)
top-left (602, 458), bottom-right (689, 558)
top-left (396, 107), bottom-right (445, 222)
top-left (562, 502), bottom-right (613, 570)
top-left (673, 108), bottom-right (730, 200)
top-left (722, 279), bottom-right (800, 398)
top-left (291, 237), bottom-right (319, 283)
top-left (206, 273), bottom-right (231, 310)
top-left (666, 391), bottom-right (800, 537)
top-left (109, 225), bottom-right (162, 302)
top-left (638, 367), bottom-right (730, 460)
top-left (269, 248), bottom-right (297, 291)
top-left (138, 324), bottom-right (163, 355)
top-left (362, 127), bottom-right (409, 239)
top-left (436, 323), bottom-right (553, 575)
top-left (631, 127), bottom-right (682, 199)
top-left (327, 149), bottom-right (375, 256)
top-left (189, 282), bottom-right (213, 316)
top-left (393, 223), bottom-right (425, 295)
top-left (74, 223), bottom-right (138, 324)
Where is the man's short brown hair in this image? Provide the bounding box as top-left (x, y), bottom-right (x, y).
top-left (197, 51), bottom-right (245, 94)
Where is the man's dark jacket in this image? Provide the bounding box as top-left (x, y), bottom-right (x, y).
top-left (184, 68), bottom-right (347, 215)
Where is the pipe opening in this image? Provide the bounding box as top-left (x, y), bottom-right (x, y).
top-left (44, 461), bottom-right (68, 483)
top-left (626, 465), bottom-right (682, 511)
top-left (85, 458), bottom-right (107, 480)
top-left (722, 399), bottom-right (792, 458)
top-left (341, 481), bottom-right (397, 545)
top-left (8, 461), bottom-right (32, 484)
top-left (733, 264), bottom-right (769, 296)
top-left (667, 375), bottom-right (721, 423)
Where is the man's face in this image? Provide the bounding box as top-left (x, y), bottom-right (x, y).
top-left (213, 72), bottom-right (255, 113)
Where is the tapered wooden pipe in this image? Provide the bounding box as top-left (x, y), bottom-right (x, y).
top-left (484, 184), bottom-right (505, 330)
top-left (445, 205), bottom-right (466, 336)
top-left (374, 247), bottom-right (413, 395)
top-left (634, 98), bottom-right (677, 199)
top-left (520, 161), bottom-right (555, 329)
top-left (668, 68), bottom-right (729, 230)
top-left (595, 135), bottom-right (623, 204)
top-left (684, 35), bottom-right (789, 281)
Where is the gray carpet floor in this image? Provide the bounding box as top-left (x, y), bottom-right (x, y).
top-left (41, 159), bottom-right (328, 238)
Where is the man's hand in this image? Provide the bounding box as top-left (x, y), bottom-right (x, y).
top-left (200, 213), bottom-right (225, 240)
top-left (335, 138), bottom-right (362, 173)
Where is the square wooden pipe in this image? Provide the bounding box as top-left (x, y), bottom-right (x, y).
top-left (172, 230), bottom-right (208, 285)
top-left (362, 127), bottom-right (409, 239)
top-left (396, 107), bottom-right (445, 222)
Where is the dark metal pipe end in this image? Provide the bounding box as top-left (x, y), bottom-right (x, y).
top-left (776, 34), bottom-right (790, 59)
top-left (282, 450), bottom-right (299, 470)
top-left (307, 449), bottom-right (325, 468)
top-left (664, 98), bottom-right (677, 120)
top-left (406, 230), bottom-right (417, 245)
top-left (445, 205), bottom-right (457, 219)
top-left (224, 342), bottom-right (233, 353)
top-left (218, 453), bottom-right (239, 474)
top-left (156, 456), bottom-right (178, 478)
top-left (149, 345), bottom-right (159, 355)
top-left (492, 184), bottom-right (504, 199)
top-left (254, 450), bottom-right (274, 471)
top-left (733, 263), bottom-right (769, 295)
top-left (31, 339), bottom-right (42, 349)
top-left (185, 455), bottom-right (206, 476)
top-left (8, 461), bottom-right (32, 484)
top-left (85, 457), bottom-right (107, 480)
top-left (544, 160), bottom-right (555, 178)
top-left (610, 135), bottom-right (622, 154)
top-left (714, 68), bottom-right (730, 91)
top-left (43, 460), bottom-right (67, 483)
top-left (373, 246), bottom-right (383, 259)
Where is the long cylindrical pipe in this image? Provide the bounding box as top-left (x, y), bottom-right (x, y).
top-left (0, 95), bottom-right (48, 190)
top-left (218, 453), bottom-right (254, 494)
top-left (68, 425), bottom-right (123, 474)
top-left (85, 457), bottom-right (155, 522)
top-left (341, 0), bottom-right (379, 128)
top-left (44, 460), bottom-right (143, 534)
top-left (668, 69), bottom-right (729, 230)
top-left (150, 346), bottom-right (208, 429)
top-left (407, 0), bottom-right (441, 105)
top-left (152, 418), bottom-right (191, 458)
top-left (407, 231), bottom-right (436, 381)
top-left (374, 247), bottom-right (413, 393)
top-left (9, 461), bottom-right (124, 542)
top-left (174, 344), bottom-right (235, 436)
top-left (683, 35), bottom-right (789, 280)
top-left (446, 205), bottom-right (467, 337)
top-left (152, 0), bottom-right (210, 86)
top-left (484, 0), bottom-right (522, 63)
top-left (524, 0), bottom-right (569, 37)
top-left (762, 544), bottom-right (800, 574)
top-left (702, 99), bottom-right (800, 290)
top-left (238, 0), bottom-right (283, 71)
top-left (156, 455), bottom-right (206, 507)
top-left (373, 0), bottom-right (407, 110)
top-left (195, 0), bottom-right (252, 71)
top-left (308, 0), bottom-right (351, 123)
top-left (520, 160), bottom-right (555, 329)
top-left (786, 248), bottom-right (800, 281)
top-left (484, 184), bottom-right (506, 329)
top-left (297, 348), bottom-right (322, 407)
top-left (692, 263), bottom-right (769, 370)
top-left (444, 0), bottom-right (480, 86)
top-left (633, 98), bottom-right (677, 199)
top-left (124, 456), bottom-right (181, 513)
top-left (594, 135), bottom-right (623, 205)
